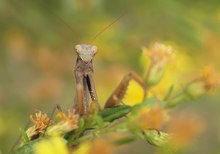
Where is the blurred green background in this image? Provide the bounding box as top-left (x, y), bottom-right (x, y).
top-left (0, 0), bottom-right (220, 153)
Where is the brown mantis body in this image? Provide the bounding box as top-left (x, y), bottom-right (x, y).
top-left (74, 44), bottom-right (101, 116)
top-left (74, 44), bottom-right (146, 116)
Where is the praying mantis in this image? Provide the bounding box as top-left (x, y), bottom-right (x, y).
top-left (71, 13), bottom-right (147, 118)
top-left (73, 43), bottom-right (147, 116)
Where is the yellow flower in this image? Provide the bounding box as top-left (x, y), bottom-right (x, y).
top-left (123, 80), bottom-right (145, 106)
top-left (149, 50), bottom-right (193, 99)
top-left (141, 42), bottom-right (175, 86)
top-left (73, 142), bottom-right (91, 154)
top-left (30, 111), bottom-right (51, 131)
top-left (34, 136), bottom-right (69, 154)
top-left (144, 42), bottom-right (175, 65)
top-left (27, 111), bottom-right (51, 140)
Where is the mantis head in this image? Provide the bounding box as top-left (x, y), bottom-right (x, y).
top-left (75, 44), bottom-right (97, 63)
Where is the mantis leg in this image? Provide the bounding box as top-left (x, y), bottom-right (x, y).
top-left (87, 74), bottom-right (101, 110)
top-left (74, 71), bottom-right (85, 116)
top-left (104, 71), bottom-right (146, 108)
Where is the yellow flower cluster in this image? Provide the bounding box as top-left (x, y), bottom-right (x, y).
top-left (26, 111), bottom-right (51, 140)
top-left (124, 43), bottom-right (176, 105)
top-left (34, 137), bottom-right (113, 154)
top-left (26, 109), bottom-right (79, 139)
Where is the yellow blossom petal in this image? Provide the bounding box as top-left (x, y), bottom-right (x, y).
top-left (73, 142), bottom-right (91, 154)
top-left (34, 136), bottom-right (69, 154)
top-left (123, 80), bottom-right (145, 106)
top-left (149, 51), bottom-right (194, 99)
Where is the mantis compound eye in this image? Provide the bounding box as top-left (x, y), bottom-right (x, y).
top-left (91, 45), bottom-right (98, 54)
top-left (75, 44), bottom-right (82, 53)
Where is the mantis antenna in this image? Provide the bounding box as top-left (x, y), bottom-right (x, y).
top-left (90, 12), bottom-right (126, 43)
top-left (40, 2), bottom-right (125, 43)
top-left (41, 0), bottom-right (126, 43)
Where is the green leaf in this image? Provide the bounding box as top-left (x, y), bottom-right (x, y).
top-left (99, 105), bottom-right (131, 118)
top-left (100, 105), bottom-right (131, 122)
top-left (13, 139), bottom-right (39, 154)
top-left (19, 128), bottom-right (30, 143)
top-left (79, 118), bottom-right (85, 129)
